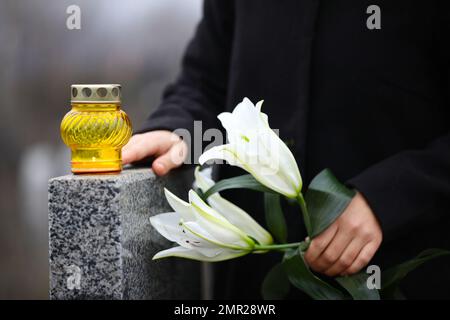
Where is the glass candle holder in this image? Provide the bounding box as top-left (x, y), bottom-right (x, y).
top-left (61, 84), bottom-right (132, 174)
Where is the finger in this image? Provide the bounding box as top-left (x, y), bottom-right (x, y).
top-left (310, 229), bottom-right (353, 273)
top-left (122, 132), bottom-right (177, 164)
top-left (341, 241), bottom-right (379, 276)
top-left (122, 134), bottom-right (162, 165)
top-left (304, 224), bottom-right (338, 265)
top-left (122, 133), bottom-right (172, 164)
top-left (152, 140), bottom-right (188, 176)
top-left (323, 238), bottom-right (367, 277)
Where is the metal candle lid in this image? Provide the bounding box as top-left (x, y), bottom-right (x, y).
top-left (71, 84), bottom-right (122, 104)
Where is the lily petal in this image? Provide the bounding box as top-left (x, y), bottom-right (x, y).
top-left (164, 188), bottom-right (195, 221)
top-left (194, 167), bottom-right (273, 245)
top-left (199, 144), bottom-right (244, 168)
top-left (208, 197), bottom-right (273, 245)
top-left (149, 212), bottom-right (182, 243)
top-left (188, 190), bottom-right (253, 248)
top-left (199, 97), bottom-right (303, 198)
top-left (152, 246), bottom-right (248, 262)
top-left (193, 166), bottom-right (215, 191)
top-left (150, 212), bottom-right (224, 257)
top-left (188, 189), bottom-right (228, 223)
top-left (182, 220), bottom-right (248, 251)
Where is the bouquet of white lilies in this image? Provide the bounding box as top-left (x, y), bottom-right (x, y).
top-left (150, 98), bottom-right (449, 300)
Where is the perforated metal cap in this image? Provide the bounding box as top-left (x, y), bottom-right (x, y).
top-left (71, 84), bottom-right (122, 103)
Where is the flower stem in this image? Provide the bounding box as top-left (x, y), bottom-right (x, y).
top-left (297, 193), bottom-right (312, 238)
top-left (253, 242), bottom-right (302, 251)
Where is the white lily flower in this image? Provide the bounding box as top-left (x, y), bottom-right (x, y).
top-left (198, 97), bottom-right (302, 198)
top-left (194, 167), bottom-right (273, 246)
top-left (150, 187), bottom-right (272, 262)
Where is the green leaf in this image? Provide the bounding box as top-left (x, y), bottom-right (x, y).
top-left (283, 247), bottom-right (348, 300)
top-left (264, 193), bottom-right (287, 243)
top-left (202, 174), bottom-right (274, 200)
top-left (261, 263), bottom-right (290, 300)
top-left (305, 169), bottom-right (356, 237)
top-left (336, 273), bottom-right (380, 300)
top-left (381, 248), bottom-right (450, 292)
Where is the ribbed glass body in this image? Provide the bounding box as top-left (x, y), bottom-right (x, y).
top-left (61, 103), bottom-right (132, 173)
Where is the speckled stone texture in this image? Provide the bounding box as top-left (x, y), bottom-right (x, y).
top-left (48, 167), bottom-right (200, 300)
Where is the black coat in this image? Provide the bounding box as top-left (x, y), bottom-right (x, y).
top-left (139, 0), bottom-right (450, 299)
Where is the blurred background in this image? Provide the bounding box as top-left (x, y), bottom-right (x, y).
top-left (0, 0), bottom-right (202, 299)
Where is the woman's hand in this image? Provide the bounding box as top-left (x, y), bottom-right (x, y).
top-left (304, 192), bottom-right (383, 277)
top-left (122, 130), bottom-right (188, 176)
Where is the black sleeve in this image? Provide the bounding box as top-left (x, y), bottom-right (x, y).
top-left (348, 7), bottom-right (450, 243)
top-left (348, 132), bottom-right (450, 243)
top-left (137, 0), bottom-right (234, 139)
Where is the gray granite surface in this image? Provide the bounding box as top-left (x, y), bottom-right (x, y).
top-left (48, 166), bottom-right (200, 300)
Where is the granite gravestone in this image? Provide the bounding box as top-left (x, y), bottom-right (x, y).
top-left (48, 167), bottom-right (200, 299)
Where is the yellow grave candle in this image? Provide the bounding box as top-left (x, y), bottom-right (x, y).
top-left (61, 84), bottom-right (132, 174)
